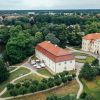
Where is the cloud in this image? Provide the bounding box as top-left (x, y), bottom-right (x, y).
top-left (0, 0), bottom-right (99, 10)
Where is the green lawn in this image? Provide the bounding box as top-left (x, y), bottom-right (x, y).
top-left (8, 67), bottom-right (17, 72)
top-left (74, 52), bottom-right (88, 56)
top-left (37, 68), bottom-right (53, 77)
top-left (81, 76), bottom-right (100, 100)
top-left (15, 73), bottom-right (43, 83)
top-left (76, 56), bottom-right (95, 64)
top-left (0, 67), bottom-right (30, 93)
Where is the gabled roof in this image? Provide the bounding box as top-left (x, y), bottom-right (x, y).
top-left (36, 41), bottom-right (74, 62)
top-left (82, 33), bottom-right (100, 40)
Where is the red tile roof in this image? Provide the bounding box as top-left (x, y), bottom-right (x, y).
top-left (36, 41), bottom-right (75, 63)
top-left (82, 33), bottom-right (100, 40)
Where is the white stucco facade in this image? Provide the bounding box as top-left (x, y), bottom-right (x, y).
top-left (82, 38), bottom-right (100, 55)
top-left (35, 49), bottom-right (75, 74)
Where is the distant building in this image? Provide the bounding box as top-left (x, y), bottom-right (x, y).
top-left (28, 12), bottom-right (35, 15)
top-left (35, 41), bottom-right (75, 74)
top-left (82, 33), bottom-right (100, 55)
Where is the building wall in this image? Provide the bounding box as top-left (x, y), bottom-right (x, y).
top-left (35, 49), bottom-right (75, 73)
top-left (82, 39), bottom-right (90, 51)
top-left (82, 39), bottom-right (100, 55)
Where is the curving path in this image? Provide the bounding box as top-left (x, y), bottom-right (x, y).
top-left (76, 70), bottom-right (83, 99)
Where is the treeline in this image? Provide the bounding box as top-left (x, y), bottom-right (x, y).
top-left (0, 9), bottom-right (100, 15)
top-left (0, 13), bottom-right (100, 65)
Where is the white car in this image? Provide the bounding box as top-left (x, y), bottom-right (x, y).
top-left (36, 65), bottom-right (41, 69)
top-left (33, 64), bottom-right (37, 67)
top-left (40, 63), bottom-right (45, 68)
top-left (31, 60), bottom-right (36, 65)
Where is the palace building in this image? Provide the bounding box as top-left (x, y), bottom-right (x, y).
top-left (82, 33), bottom-right (100, 55)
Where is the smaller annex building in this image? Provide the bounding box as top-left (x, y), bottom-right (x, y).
top-left (35, 41), bottom-right (75, 73)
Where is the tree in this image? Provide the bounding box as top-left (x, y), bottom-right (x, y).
top-left (29, 85), bottom-right (37, 93)
top-left (67, 76), bottom-right (73, 81)
top-left (61, 76), bottom-right (68, 83)
top-left (6, 32), bottom-right (34, 64)
top-left (0, 58), bottom-right (9, 83)
top-left (9, 88), bottom-right (18, 97)
top-left (34, 32), bottom-right (43, 44)
top-left (23, 80), bottom-right (30, 88)
top-left (54, 78), bottom-right (62, 86)
top-left (91, 59), bottom-right (99, 66)
top-left (80, 63), bottom-right (97, 81)
top-left (19, 86), bottom-right (27, 95)
top-left (7, 83), bottom-right (14, 90)
top-left (0, 27), bottom-right (10, 44)
top-left (37, 83), bottom-right (47, 91)
top-left (47, 80), bottom-right (55, 88)
top-left (45, 33), bottom-right (60, 45)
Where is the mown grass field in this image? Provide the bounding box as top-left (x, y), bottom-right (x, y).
top-left (37, 68), bottom-right (53, 77)
top-left (15, 73), bottom-right (43, 83)
top-left (81, 76), bottom-right (100, 100)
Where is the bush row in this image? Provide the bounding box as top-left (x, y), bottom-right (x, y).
top-left (7, 71), bottom-right (76, 97)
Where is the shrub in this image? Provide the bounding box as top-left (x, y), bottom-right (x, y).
top-left (32, 80), bottom-right (39, 86)
top-left (29, 85), bottom-right (37, 93)
top-left (23, 80), bottom-right (30, 88)
top-left (47, 81), bottom-right (55, 88)
top-left (55, 78), bottom-right (62, 86)
top-left (54, 74), bottom-right (60, 80)
top-left (19, 86), bottom-right (28, 95)
top-left (61, 76), bottom-right (68, 83)
top-left (7, 83), bottom-right (14, 90)
top-left (67, 76), bottom-right (72, 81)
top-left (80, 92), bottom-right (87, 99)
top-left (63, 71), bottom-right (69, 75)
top-left (9, 88), bottom-right (19, 97)
top-left (37, 83), bottom-right (47, 91)
top-left (41, 78), bottom-right (48, 83)
top-left (72, 73), bottom-right (76, 79)
top-left (59, 72), bottom-right (66, 78)
top-left (15, 83), bottom-right (21, 88)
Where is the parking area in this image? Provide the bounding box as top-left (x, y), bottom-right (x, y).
top-left (30, 59), bottom-right (45, 69)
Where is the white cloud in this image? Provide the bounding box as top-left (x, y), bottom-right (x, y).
top-left (0, 0), bottom-right (99, 10)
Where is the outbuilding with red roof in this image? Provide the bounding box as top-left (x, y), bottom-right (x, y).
top-left (35, 41), bottom-right (75, 74)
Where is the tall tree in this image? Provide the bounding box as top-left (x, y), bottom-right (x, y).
top-left (6, 32), bottom-right (34, 64)
top-left (45, 33), bottom-right (60, 45)
top-left (0, 58), bottom-right (9, 83)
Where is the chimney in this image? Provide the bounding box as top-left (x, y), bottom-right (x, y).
top-left (55, 45), bottom-right (57, 47)
top-left (48, 41), bottom-right (50, 43)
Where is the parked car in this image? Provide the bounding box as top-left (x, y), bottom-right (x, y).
top-left (33, 64), bottom-right (37, 67)
top-left (31, 60), bottom-right (36, 65)
top-left (36, 60), bottom-right (40, 63)
top-left (36, 65), bottom-right (41, 69)
top-left (40, 63), bottom-right (45, 68)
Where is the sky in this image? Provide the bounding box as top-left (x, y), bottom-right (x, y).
top-left (0, 0), bottom-right (100, 10)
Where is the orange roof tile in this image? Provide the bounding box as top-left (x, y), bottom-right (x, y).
top-left (82, 33), bottom-right (100, 40)
top-left (36, 41), bottom-right (74, 63)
